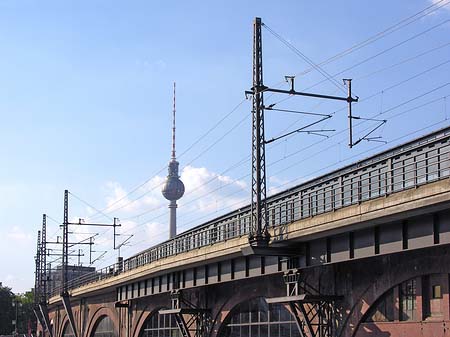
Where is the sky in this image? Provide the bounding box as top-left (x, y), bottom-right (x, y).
top-left (0, 0), bottom-right (449, 293)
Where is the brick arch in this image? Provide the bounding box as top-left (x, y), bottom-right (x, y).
top-left (213, 295), bottom-right (264, 337)
top-left (132, 306), bottom-right (163, 337)
top-left (347, 273), bottom-right (428, 337)
top-left (340, 249), bottom-right (450, 337)
top-left (84, 307), bottom-right (118, 337)
top-left (209, 275), bottom-right (285, 337)
top-left (57, 315), bottom-right (69, 337)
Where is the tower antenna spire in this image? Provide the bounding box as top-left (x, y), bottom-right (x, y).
top-left (172, 82), bottom-right (176, 159)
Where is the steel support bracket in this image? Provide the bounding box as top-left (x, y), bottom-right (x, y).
top-left (38, 303), bottom-right (54, 337)
top-left (61, 293), bottom-right (78, 337)
top-left (241, 244), bottom-right (302, 256)
top-left (114, 300), bottom-right (130, 308)
top-left (34, 307), bottom-right (49, 337)
top-left (265, 269), bottom-right (342, 337)
top-left (159, 290), bottom-right (211, 337)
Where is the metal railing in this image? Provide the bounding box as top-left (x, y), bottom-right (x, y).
top-left (48, 126), bottom-right (450, 298)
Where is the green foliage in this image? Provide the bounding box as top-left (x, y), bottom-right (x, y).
top-left (0, 283), bottom-right (14, 334)
top-left (0, 283), bottom-right (36, 335)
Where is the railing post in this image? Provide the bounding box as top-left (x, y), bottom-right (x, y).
top-left (388, 158), bottom-right (393, 194)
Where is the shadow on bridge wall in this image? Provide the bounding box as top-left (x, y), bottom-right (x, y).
top-left (334, 245), bottom-right (450, 337)
top-left (45, 245), bottom-right (450, 337)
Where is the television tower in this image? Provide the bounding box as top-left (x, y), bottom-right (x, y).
top-left (162, 82), bottom-right (185, 239)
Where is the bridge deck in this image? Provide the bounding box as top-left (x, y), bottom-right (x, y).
top-left (49, 126), bottom-right (450, 301)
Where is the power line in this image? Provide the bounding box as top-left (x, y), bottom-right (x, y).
top-left (104, 116), bottom-right (450, 265)
top-left (270, 96), bottom-right (450, 178)
top-left (80, 8), bottom-right (447, 224)
top-left (356, 41), bottom-right (450, 81)
top-left (69, 191), bottom-right (115, 221)
top-left (115, 87), bottom-right (450, 247)
top-left (184, 111), bottom-right (250, 167)
top-left (87, 99), bottom-right (247, 221)
top-left (69, 16), bottom-right (450, 262)
top-left (182, 87), bottom-right (450, 220)
top-left (263, 23), bottom-right (347, 94)
top-left (75, 15), bottom-right (450, 225)
top-left (295, 0), bottom-right (450, 77)
top-left (304, 19), bottom-right (450, 92)
top-left (270, 56), bottom-right (450, 142)
top-left (118, 79), bottom-right (450, 230)
top-left (87, 105), bottom-right (249, 228)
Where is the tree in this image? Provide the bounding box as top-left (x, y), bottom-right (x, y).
top-left (0, 282), bottom-right (15, 334)
top-left (0, 283), bottom-right (37, 335)
top-left (16, 290), bottom-right (37, 335)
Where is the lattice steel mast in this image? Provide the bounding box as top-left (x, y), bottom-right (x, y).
top-left (62, 190), bottom-right (69, 294)
top-left (246, 16), bottom-right (358, 337)
top-left (34, 230), bottom-right (41, 303)
top-left (40, 214), bottom-right (47, 302)
top-left (249, 17), bottom-right (270, 246)
top-left (246, 18), bottom-right (358, 248)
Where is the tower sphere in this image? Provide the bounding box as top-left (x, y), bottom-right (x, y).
top-left (162, 160), bottom-right (185, 201)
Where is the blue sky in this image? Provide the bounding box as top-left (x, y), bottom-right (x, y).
top-left (0, 0), bottom-right (449, 293)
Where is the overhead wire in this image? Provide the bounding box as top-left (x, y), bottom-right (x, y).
top-left (85, 6), bottom-right (447, 223)
top-left (97, 68), bottom-right (450, 251)
top-left (84, 74), bottom-right (450, 269)
top-left (356, 41), bottom-right (450, 81)
top-left (101, 114), bottom-right (450, 264)
top-left (86, 98), bottom-right (247, 221)
top-left (79, 8), bottom-right (450, 225)
top-left (268, 51), bottom-right (450, 141)
top-left (269, 19), bottom-right (450, 110)
top-left (122, 43), bottom-right (450, 223)
top-left (107, 85), bottom-right (450, 250)
top-left (72, 5), bottom-right (450, 268)
top-left (69, 191), bottom-right (115, 221)
top-left (180, 97), bottom-right (450, 232)
top-left (262, 23), bottom-right (347, 94)
top-left (295, 0), bottom-right (450, 77)
top-left (66, 107), bottom-right (251, 263)
top-left (261, 0), bottom-right (450, 106)
top-left (85, 105), bottom-right (250, 228)
top-left (73, 1), bottom-right (450, 227)
top-left (303, 19), bottom-right (450, 92)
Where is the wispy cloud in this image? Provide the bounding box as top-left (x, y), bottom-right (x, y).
top-left (429, 0), bottom-right (450, 13)
top-left (7, 226), bottom-right (33, 242)
top-left (137, 58), bottom-right (167, 72)
top-left (84, 165), bottom-right (249, 265)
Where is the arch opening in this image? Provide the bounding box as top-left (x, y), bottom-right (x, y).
top-left (62, 321), bottom-right (75, 337)
top-left (218, 297), bottom-right (300, 337)
top-left (138, 309), bottom-right (182, 337)
top-left (90, 315), bottom-right (116, 337)
top-left (355, 273), bottom-right (450, 336)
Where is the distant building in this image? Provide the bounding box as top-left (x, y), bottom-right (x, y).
top-left (47, 265), bottom-right (95, 295)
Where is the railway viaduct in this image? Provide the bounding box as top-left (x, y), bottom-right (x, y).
top-left (35, 126), bottom-right (450, 337)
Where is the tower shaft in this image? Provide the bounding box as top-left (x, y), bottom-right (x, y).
top-left (169, 200), bottom-right (177, 238)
